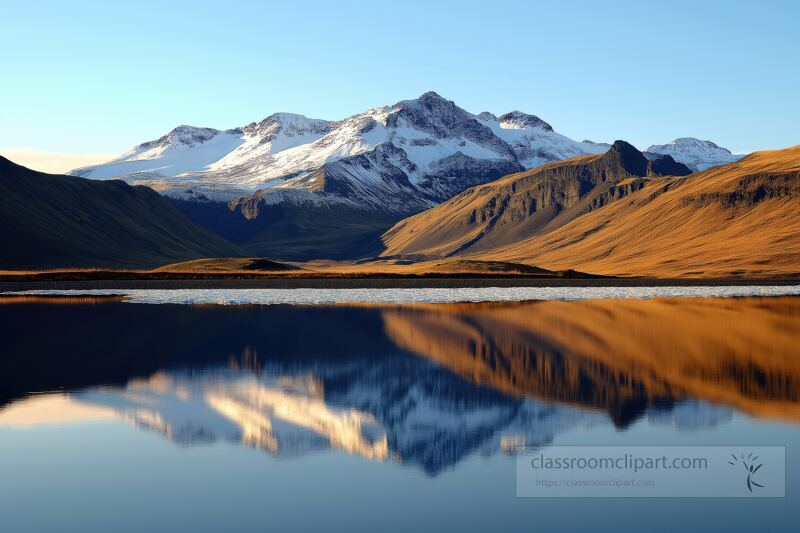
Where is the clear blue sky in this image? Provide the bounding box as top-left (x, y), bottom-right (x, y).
top-left (1, 0), bottom-right (798, 155)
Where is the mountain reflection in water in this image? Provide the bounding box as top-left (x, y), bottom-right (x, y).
top-left (0, 296), bottom-right (798, 475)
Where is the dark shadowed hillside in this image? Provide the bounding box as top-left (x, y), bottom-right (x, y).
top-left (0, 156), bottom-right (244, 269)
top-left (171, 194), bottom-right (397, 261)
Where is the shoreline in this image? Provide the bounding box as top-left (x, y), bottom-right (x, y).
top-left (2, 277), bottom-right (800, 292)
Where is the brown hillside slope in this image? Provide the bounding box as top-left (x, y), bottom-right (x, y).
top-left (383, 145), bottom-right (800, 278)
top-left (380, 141), bottom-right (690, 258)
top-left (474, 146), bottom-right (800, 277)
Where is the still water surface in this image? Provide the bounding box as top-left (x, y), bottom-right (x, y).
top-left (1, 293), bottom-right (799, 532)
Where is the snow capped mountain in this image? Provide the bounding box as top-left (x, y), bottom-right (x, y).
top-left (69, 93), bottom-right (744, 219)
top-left (70, 92), bottom-right (611, 210)
top-left (645, 137), bottom-right (743, 172)
top-left (62, 94), bottom-right (751, 260)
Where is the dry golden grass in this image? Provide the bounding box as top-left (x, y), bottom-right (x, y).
top-left (303, 258), bottom-right (561, 276)
top-left (471, 146), bottom-right (800, 277)
top-left (153, 257), bottom-right (301, 272)
top-left (0, 257), bottom-right (579, 281)
top-left (380, 155), bottom-right (602, 259)
top-left (380, 146), bottom-right (800, 278)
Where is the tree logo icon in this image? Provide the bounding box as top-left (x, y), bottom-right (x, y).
top-left (728, 452), bottom-right (765, 492)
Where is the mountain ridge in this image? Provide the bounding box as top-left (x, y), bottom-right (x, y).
top-left (382, 145), bottom-right (800, 277)
top-left (69, 92), bottom-right (737, 211)
top-left (380, 141), bottom-right (692, 259)
top-left (70, 92), bottom-right (604, 211)
top-left (8, 92), bottom-right (753, 264)
top-left (67, 92), bottom-right (629, 259)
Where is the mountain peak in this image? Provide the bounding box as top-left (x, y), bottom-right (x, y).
top-left (389, 91), bottom-right (459, 119)
top-left (243, 112), bottom-right (331, 141)
top-left (134, 125), bottom-right (222, 152)
top-left (418, 90), bottom-right (447, 103)
top-left (605, 140), bottom-right (648, 175)
top-left (244, 112), bottom-right (325, 130)
top-left (645, 137), bottom-right (741, 171)
top-left (411, 91), bottom-right (459, 114)
top-left (169, 125), bottom-right (219, 134)
top-left (609, 139), bottom-right (638, 152)
top-left (261, 112), bottom-right (319, 125)
top-left (498, 111), bottom-right (553, 132)
top-left (667, 137), bottom-right (731, 154)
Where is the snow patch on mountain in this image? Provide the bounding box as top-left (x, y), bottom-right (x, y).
top-left (71, 126), bottom-right (245, 180)
top-left (477, 111), bottom-right (609, 168)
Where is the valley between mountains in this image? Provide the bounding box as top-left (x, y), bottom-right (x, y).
top-left (1, 92), bottom-right (797, 279)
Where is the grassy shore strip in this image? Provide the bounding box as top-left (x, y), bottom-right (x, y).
top-left (0, 269), bottom-right (597, 282)
top-left (2, 277), bottom-right (800, 293)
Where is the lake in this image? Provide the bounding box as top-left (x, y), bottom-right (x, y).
top-left (1, 290), bottom-right (799, 532)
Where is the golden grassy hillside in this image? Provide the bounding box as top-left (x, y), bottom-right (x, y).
top-left (381, 156), bottom-right (600, 258)
top-left (478, 146), bottom-right (800, 277)
top-left (381, 141), bottom-right (691, 261)
top-left (383, 145), bottom-right (800, 278)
